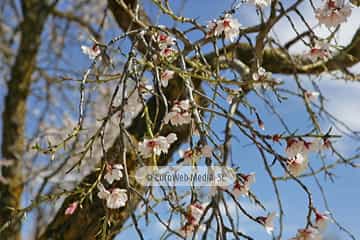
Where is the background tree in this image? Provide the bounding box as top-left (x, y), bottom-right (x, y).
top-left (0, 0), bottom-right (359, 239)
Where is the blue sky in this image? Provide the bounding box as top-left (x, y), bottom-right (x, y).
top-left (0, 0), bottom-right (358, 239)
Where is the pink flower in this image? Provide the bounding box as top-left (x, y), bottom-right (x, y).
top-left (232, 173), bottom-right (256, 197)
top-left (315, 0), bottom-right (352, 27)
top-left (156, 33), bottom-right (176, 49)
top-left (138, 133), bottom-right (178, 158)
top-left (160, 70), bottom-right (175, 88)
top-left (159, 47), bottom-right (176, 57)
top-left (252, 67), bottom-right (272, 89)
top-left (286, 153), bottom-right (308, 176)
top-left (207, 14), bottom-right (241, 42)
top-left (164, 100), bottom-right (192, 126)
top-left (309, 40), bottom-right (331, 61)
top-left (188, 203), bottom-right (205, 225)
top-left (179, 149), bottom-right (199, 164)
top-left (65, 201), bottom-right (78, 215)
top-left (257, 212), bottom-right (277, 234)
top-left (247, 0), bottom-right (272, 8)
top-left (285, 138), bottom-right (321, 158)
top-left (97, 183), bottom-right (128, 209)
top-left (286, 139), bottom-right (306, 158)
top-left (106, 188), bottom-right (128, 209)
top-left (81, 44), bottom-right (101, 60)
top-left (290, 227), bottom-right (322, 240)
top-left (104, 164), bottom-right (124, 184)
top-left (314, 211), bottom-right (330, 231)
top-left (179, 203), bottom-right (206, 237)
top-left (305, 91), bottom-right (320, 101)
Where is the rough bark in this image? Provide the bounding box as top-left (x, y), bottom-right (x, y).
top-left (0, 1), bottom-right (54, 239)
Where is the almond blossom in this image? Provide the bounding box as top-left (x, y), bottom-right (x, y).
top-left (179, 203), bottom-right (206, 237)
top-left (315, 0), bottom-right (352, 27)
top-left (207, 14), bottom-right (241, 42)
top-left (160, 70), bottom-right (175, 88)
top-left (248, 0), bottom-right (272, 8)
top-left (286, 153), bottom-right (309, 176)
top-left (138, 133), bottom-right (178, 158)
top-left (257, 212), bottom-right (277, 234)
top-left (308, 40), bottom-right (331, 61)
top-left (232, 173), bottom-right (256, 197)
top-left (304, 91), bottom-right (320, 102)
top-left (188, 203), bottom-right (205, 225)
top-left (159, 47), bottom-right (176, 58)
top-left (252, 67), bottom-right (272, 89)
top-left (290, 227), bottom-right (322, 240)
top-left (104, 164), bottom-right (123, 184)
top-left (64, 201), bottom-right (78, 215)
top-left (178, 145), bottom-right (213, 164)
top-left (179, 148), bottom-right (200, 163)
top-left (81, 44), bottom-right (101, 60)
top-left (97, 183), bottom-right (128, 209)
top-left (314, 210), bottom-right (330, 231)
top-left (164, 100), bottom-right (192, 126)
top-left (155, 33), bottom-right (176, 49)
top-left (285, 138), bottom-right (321, 158)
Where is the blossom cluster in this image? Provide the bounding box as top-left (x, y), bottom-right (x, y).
top-left (290, 210), bottom-right (330, 240)
top-left (285, 138), bottom-right (330, 176)
top-left (138, 133), bottom-right (178, 158)
top-left (180, 203), bottom-right (206, 237)
top-left (207, 14), bottom-right (241, 42)
top-left (178, 144), bottom-right (213, 164)
top-left (96, 163), bottom-right (128, 209)
top-left (164, 100), bottom-right (192, 126)
top-left (315, 0), bottom-right (352, 27)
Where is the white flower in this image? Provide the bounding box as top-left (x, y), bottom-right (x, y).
top-left (156, 33), bottom-right (176, 49)
top-left (97, 183), bottom-right (110, 200)
top-left (286, 138), bottom-right (322, 158)
top-left (287, 153), bottom-right (308, 176)
top-left (232, 173), bottom-right (256, 197)
top-left (138, 133), bottom-right (178, 158)
top-left (164, 100), bottom-right (192, 126)
top-left (305, 91), bottom-right (320, 101)
top-left (207, 14), bottom-right (241, 42)
top-left (315, 0), bottom-right (352, 27)
top-left (104, 164), bottom-right (124, 184)
top-left (248, 0), bottom-right (272, 8)
top-left (81, 44), bottom-right (101, 60)
top-left (291, 227), bottom-right (322, 240)
top-left (97, 183), bottom-right (128, 209)
top-left (286, 139), bottom-right (306, 158)
top-left (188, 203), bottom-right (205, 224)
top-left (252, 67), bottom-right (272, 89)
top-left (106, 188), bottom-right (128, 209)
top-left (258, 212), bottom-right (277, 234)
top-left (309, 40), bottom-right (331, 60)
top-left (314, 211), bottom-right (330, 232)
top-left (179, 223), bottom-right (205, 237)
top-left (179, 149), bottom-right (199, 164)
top-left (159, 47), bottom-right (176, 57)
top-left (160, 70), bottom-right (175, 88)
top-left (179, 203), bottom-right (207, 237)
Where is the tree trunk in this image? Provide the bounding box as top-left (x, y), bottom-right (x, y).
top-left (0, 1), bottom-right (53, 239)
